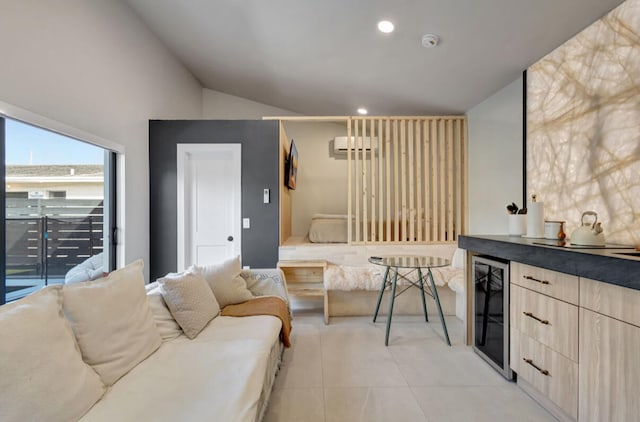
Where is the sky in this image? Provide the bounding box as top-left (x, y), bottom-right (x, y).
top-left (5, 118), bottom-right (104, 165)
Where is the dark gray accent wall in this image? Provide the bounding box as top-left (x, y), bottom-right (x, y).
top-left (149, 120), bottom-right (280, 281)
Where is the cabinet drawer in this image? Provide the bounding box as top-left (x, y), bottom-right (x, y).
top-left (580, 277), bottom-right (640, 327)
top-left (511, 262), bottom-right (578, 305)
top-left (511, 329), bottom-right (578, 420)
top-left (511, 284), bottom-right (578, 361)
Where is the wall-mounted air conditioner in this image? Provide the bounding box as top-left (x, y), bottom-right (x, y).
top-left (333, 136), bottom-right (378, 154)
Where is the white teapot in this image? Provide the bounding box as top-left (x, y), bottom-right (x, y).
top-left (570, 211), bottom-right (605, 246)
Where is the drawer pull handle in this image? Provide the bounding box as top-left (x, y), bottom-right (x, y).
top-left (523, 358), bottom-right (550, 376)
top-left (524, 275), bottom-right (550, 285)
top-left (523, 311), bottom-right (550, 325)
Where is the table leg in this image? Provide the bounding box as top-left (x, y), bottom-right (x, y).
top-left (427, 267), bottom-right (451, 346)
top-left (373, 266), bottom-right (390, 323)
top-left (417, 268), bottom-right (429, 322)
top-left (385, 269), bottom-right (398, 346)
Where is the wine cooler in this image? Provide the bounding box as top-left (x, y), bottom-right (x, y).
top-left (472, 255), bottom-right (513, 380)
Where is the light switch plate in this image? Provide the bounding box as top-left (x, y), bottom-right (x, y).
top-left (263, 188), bottom-right (270, 204)
top-left (242, 218), bottom-right (250, 229)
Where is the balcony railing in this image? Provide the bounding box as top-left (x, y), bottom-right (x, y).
top-left (5, 199), bottom-right (104, 301)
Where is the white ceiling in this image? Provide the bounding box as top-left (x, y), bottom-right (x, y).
top-left (125, 0), bottom-right (625, 116)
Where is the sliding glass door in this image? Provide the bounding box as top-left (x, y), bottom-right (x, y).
top-left (1, 117), bottom-right (117, 304)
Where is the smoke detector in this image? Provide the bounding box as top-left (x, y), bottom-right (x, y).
top-left (421, 33), bottom-right (439, 48)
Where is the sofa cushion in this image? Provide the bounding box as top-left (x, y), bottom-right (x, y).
top-left (80, 316), bottom-right (282, 422)
top-left (62, 259), bottom-right (162, 386)
top-left (0, 286), bottom-right (105, 421)
top-left (158, 270), bottom-right (220, 339)
top-left (194, 256), bottom-right (253, 308)
top-left (147, 287), bottom-right (183, 341)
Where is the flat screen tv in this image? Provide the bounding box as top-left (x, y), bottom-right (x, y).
top-left (285, 139), bottom-right (298, 190)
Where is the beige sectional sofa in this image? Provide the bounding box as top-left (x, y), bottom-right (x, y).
top-left (0, 258), bottom-right (289, 422)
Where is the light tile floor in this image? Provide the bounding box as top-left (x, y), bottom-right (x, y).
top-left (264, 301), bottom-right (556, 422)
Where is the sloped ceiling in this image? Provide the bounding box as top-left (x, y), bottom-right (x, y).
top-left (125, 0), bottom-right (625, 115)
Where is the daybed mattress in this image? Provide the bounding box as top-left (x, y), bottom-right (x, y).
top-left (308, 214), bottom-right (348, 243)
top-left (81, 315), bottom-right (282, 422)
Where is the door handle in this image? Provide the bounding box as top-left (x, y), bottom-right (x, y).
top-left (227, 236), bottom-right (234, 241)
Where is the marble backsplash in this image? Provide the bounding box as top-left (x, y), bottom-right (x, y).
top-left (527, 0), bottom-right (639, 245)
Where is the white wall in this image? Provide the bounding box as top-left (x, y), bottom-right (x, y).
top-left (282, 122), bottom-right (349, 236)
top-left (202, 89), bottom-right (298, 119)
top-left (466, 75), bottom-right (523, 235)
top-left (0, 0), bottom-right (202, 279)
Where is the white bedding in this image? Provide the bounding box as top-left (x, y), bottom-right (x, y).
top-left (324, 263), bottom-right (460, 291)
top-left (81, 316), bottom-right (282, 422)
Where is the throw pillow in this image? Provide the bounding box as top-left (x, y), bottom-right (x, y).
top-left (194, 256), bottom-right (253, 308)
top-left (147, 287), bottom-right (184, 341)
top-left (62, 259), bottom-right (162, 386)
top-left (0, 286), bottom-right (105, 421)
top-left (157, 270), bottom-right (220, 339)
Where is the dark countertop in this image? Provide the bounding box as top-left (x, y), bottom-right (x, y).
top-left (459, 235), bottom-right (640, 291)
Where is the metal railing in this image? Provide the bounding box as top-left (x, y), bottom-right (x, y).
top-left (5, 199), bottom-right (105, 298)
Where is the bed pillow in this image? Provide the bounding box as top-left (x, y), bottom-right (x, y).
top-left (157, 270), bottom-right (220, 339)
top-left (0, 286), bottom-right (105, 421)
top-left (193, 256), bottom-right (253, 308)
top-left (146, 286), bottom-right (184, 341)
top-left (62, 259), bottom-right (162, 386)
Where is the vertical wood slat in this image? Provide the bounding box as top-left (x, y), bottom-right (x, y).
top-left (385, 120), bottom-right (391, 242)
top-left (431, 120), bottom-right (438, 241)
top-left (378, 119), bottom-right (384, 241)
top-left (370, 120), bottom-right (376, 242)
top-left (454, 119), bottom-right (461, 240)
top-left (408, 120), bottom-right (415, 242)
top-left (439, 120), bottom-right (446, 242)
top-left (400, 120), bottom-right (407, 242)
top-left (415, 120), bottom-right (423, 242)
top-left (447, 119), bottom-right (454, 241)
top-left (393, 120), bottom-right (399, 241)
top-left (347, 118), bottom-right (352, 243)
top-left (354, 119), bottom-right (360, 242)
top-left (423, 120), bottom-right (431, 242)
top-left (361, 119), bottom-right (368, 242)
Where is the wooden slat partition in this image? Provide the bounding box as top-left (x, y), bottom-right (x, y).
top-left (346, 116), bottom-right (466, 244)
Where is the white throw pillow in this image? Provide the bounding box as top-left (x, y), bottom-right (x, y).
top-left (62, 259), bottom-right (162, 386)
top-left (147, 286), bottom-right (184, 341)
top-left (194, 256), bottom-right (253, 308)
top-left (0, 286), bottom-right (105, 421)
top-left (158, 270), bottom-right (220, 339)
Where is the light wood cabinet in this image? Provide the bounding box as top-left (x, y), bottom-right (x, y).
top-left (510, 329), bottom-right (578, 419)
top-left (578, 308), bottom-right (640, 422)
top-left (277, 260), bottom-right (328, 324)
top-left (510, 262), bottom-right (640, 422)
top-left (510, 264), bottom-right (579, 420)
top-left (511, 284), bottom-right (578, 361)
top-left (511, 262), bottom-right (579, 305)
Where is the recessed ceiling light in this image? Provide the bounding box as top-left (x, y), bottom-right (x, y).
top-left (421, 33), bottom-right (440, 48)
top-left (377, 20), bottom-right (394, 34)
top-left (357, 108), bottom-right (368, 115)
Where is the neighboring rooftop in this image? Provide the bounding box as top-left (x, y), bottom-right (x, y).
top-left (6, 165), bottom-right (104, 178)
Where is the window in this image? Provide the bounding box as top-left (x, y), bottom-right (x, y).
top-left (1, 118), bottom-right (117, 304)
top-left (47, 190), bottom-right (66, 199)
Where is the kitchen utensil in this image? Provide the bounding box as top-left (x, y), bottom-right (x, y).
top-left (570, 211), bottom-right (605, 246)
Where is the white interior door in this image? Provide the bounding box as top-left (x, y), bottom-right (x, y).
top-left (177, 143), bottom-right (241, 271)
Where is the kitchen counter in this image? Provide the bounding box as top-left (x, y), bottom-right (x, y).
top-left (458, 235), bottom-right (640, 290)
